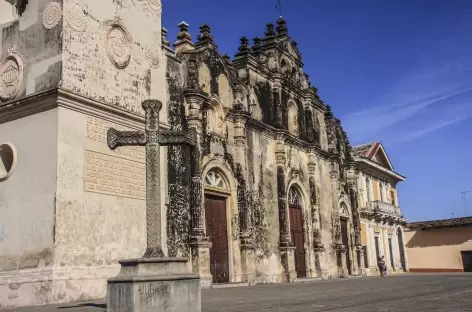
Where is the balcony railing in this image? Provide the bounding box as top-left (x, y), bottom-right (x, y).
top-left (360, 200), bottom-right (402, 218)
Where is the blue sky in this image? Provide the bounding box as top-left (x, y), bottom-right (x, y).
top-left (162, 0), bottom-right (472, 222)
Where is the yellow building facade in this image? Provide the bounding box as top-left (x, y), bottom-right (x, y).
top-left (352, 143), bottom-right (408, 275)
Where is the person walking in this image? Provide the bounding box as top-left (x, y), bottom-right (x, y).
top-left (377, 256), bottom-right (387, 277)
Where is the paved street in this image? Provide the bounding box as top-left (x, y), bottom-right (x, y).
top-left (2, 274), bottom-right (472, 312)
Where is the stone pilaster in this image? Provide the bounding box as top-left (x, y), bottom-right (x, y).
top-left (308, 153), bottom-right (326, 278)
top-left (233, 113), bottom-right (256, 284)
top-left (347, 163), bottom-right (365, 276)
top-left (275, 140), bottom-right (295, 281)
top-left (184, 88), bottom-right (212, 286)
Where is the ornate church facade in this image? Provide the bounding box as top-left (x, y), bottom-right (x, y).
top-left (162, 19), bottom-right (408, 285)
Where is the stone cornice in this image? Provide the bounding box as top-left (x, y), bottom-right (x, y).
top-left (0, 88), bottom-right (58, 124)
top-left (0, 88), bottom-right (171, 130)
top-left (227, 109), bottom-right (332, 160)
top-left (353, 155), bottom-right (405, 182)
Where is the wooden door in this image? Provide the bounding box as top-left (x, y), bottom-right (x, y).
top-left (461, 251), bottom-right (472, 272)
top-left (340, 219), bottom-right (352, 275)
top-left (205, 194), bottom-right (229, 284)
top-left (289, 205), bottom-right (306, 278)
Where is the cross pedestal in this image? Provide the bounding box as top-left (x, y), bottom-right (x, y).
top-left (106, 100), bottom-right (200, 312)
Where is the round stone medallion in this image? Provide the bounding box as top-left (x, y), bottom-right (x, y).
top-left (0, 142), bottom-right (17, 182)
top-left (42, 2), bottom-right (62, 30)
top-left (0, 54), bottom-right (24, 102)
top-left (106, 25), bottom-right (132, 69)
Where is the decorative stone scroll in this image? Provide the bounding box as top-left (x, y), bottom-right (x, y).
top-left (104, 18), bottom-right (132, 69)
top-left (42, 2), bottom-right (62, 30)
top-left (64, 3), bottom-right (87, 32)
top-left (0, 46), bottom-right (26, 102)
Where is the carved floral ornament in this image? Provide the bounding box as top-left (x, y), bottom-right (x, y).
top-left (0, 46), bottom-right (26, 102)
top-left (204, 170), bottom-right (227, 190)
top-left (104, 18), bottom-right (132, 69)
top-left (42, 2), bottom-right (62, 30)
top-left (64, 3), bottom-right (87, 32)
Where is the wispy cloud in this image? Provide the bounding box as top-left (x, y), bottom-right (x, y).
top-left (341, 85), bottom-right (472, 143)
top-left (389, 115), bottom-right (471, 145)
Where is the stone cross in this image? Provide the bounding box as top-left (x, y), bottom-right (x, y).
top-left (107, 99), bottom-right (196, 258)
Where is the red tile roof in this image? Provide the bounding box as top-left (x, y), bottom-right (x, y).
top-left (352, 142), bottom-right (379, 158)
top-left (407, 217), bottom-right (472, 229)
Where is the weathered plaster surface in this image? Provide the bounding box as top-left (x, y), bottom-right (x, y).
top-left (0, 109), bottom-right (58, 307)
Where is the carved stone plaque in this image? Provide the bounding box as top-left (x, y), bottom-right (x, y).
top-left (0, 47), bottom-right (25, 102)
top-left (42, 2), bottom-right (62, 30)
top-left (84, 116), bottom-right (145, 199)
top-left (104, 19), bottom-right (132, 69)
top-left (137, 282), bottom-right (170, 311)
top-left (84, 150), bottom-right (145, 199)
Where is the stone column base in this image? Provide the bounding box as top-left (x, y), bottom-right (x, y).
top-left (107, 257), bottom-right (201, 312)
top-left (335, 246), bottom-right (348, 278)
top-left (279, 246), bottom-right (296, 283)
top-left (190, 240), bottom-right (212, 288)
top-left (240, 245), bottom-right (256, 285)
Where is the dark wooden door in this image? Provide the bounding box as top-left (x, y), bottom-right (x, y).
top-left (340, 219), bottom-right (352, 275)
top-left (461, 251), bottom-right (472, 272)
top-left (289, 205), bottom-right (306, 278)
top-left (205, 194), bottom-right (229, 284)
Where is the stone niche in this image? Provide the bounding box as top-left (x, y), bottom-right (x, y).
top-left (0, 142), bottom-right (17, 182)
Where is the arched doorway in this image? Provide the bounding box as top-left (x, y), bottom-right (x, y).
top-left (204, 169), bottom-right (230, 284)
top-left (397, 227), bottom-right (407, 272)
top-left (340, 203), bottom-right (352, 275)
top-left (288, 186), bottom-right (306, 278)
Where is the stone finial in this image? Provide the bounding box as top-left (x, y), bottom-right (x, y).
top-left (235, 36), bottom-right (251, 58)
top-left (252, 37), bottom-right (262, 52)
top-left (223, 54), bottom-right (232, 65)
top-left (174, 21), bottom-right (195, 52)
top-left (265, 23), bottom-right (276, 37)
top-left (176, 21), bottom-right (192, 41)
top-left (276, 16), bottom-right (288, 35)
top-left (196, 24), bottom-right (214, 44)
top-left (162, 28), bottom-right (171, 48)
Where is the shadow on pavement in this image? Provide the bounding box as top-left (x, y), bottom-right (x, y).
top-left (58, 303), bottom-right (106, 309)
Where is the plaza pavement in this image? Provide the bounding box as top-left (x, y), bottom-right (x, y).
top-left (2, 273), bottom-right (472, 312)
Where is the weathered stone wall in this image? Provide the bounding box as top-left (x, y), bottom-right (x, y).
top-left (61, 0), bottom-right (165, 115)
top-left (0, 108), bottom-right (58, 307)
top-left (0, 0), bottom-right (62, 100)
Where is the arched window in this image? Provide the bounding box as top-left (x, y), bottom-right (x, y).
top-left (340, 203), bottom-right (349, 217)
top-left (287, 100), bottom-right (299, 136)
top-left (204, 169), bottom-right (227, 190)
top-left (366, 178), bottom-right (371, 202)
top-left (288, 187), bottom-right (302, 208)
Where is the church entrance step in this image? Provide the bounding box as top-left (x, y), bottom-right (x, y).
top-left (211, 282), bottom-right (249, 289)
